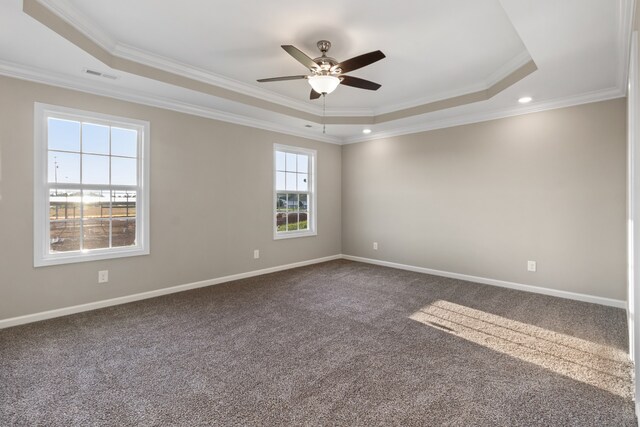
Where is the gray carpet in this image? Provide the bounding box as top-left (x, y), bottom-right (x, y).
top-left (0, 260), bottom-right (635, 426)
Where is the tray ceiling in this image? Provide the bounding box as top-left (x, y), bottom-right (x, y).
top-left (0, 0), bottom-right (632, 143)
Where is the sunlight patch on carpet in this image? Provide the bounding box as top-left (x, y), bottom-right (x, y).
top-left (410, 300), bottom-right (632, 398)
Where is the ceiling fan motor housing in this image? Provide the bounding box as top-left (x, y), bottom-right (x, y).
top-left (313, 40), bottom-right (340, 75)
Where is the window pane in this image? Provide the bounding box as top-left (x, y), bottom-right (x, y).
top-left (111, 127), bottom-right (138, 157)
top-left (48, 118), bottom-right (80, 152)
top-left (299, 194), bottom-right (308, 211)
top-left (112, 191), bottom-right (137, 219)
top-left (276, 192), bottom-right (288, 232)
top-left (276, 193), bottom-right (287, 211)
top-left (82, 190), bottom-right (110, 250)
top-left (83, 189), bottom-right (110, 219)
top-left (111, 157), bottom-right (137, 185)
top-left (297, 173), bottom-right (308, 192)
top-left (112, 218), bottom-right (136, 247)
top-left (82, 123), bottom-right (109, 155)
top-left (287, 193), bottom-right (299, 212)
top-left (285, 152), bottom-right (297, 172)
top-left (82, 154), bottom-right (110, 185)
top-left (276, 151), bottom-right (286, 171)
top-left (276, 213), bottom-right (286, 232)
top-left (49, 188), bottom-right (82, 252)
top-left (50, 220), bottom-right (81, 253)
top-left (112, 191), bottom-right (136, 247)
top-left (285, 172), bottom-right (296, 191)
top-left (82, 218), bottom-right (110, 250)
top-left (48, 151), bottom-right (80, 184)
top-left (276, 171), bottom-right (285, 191)
top-left (299, 212), bottom-right (308, 230)
top-left (297, 154), bottom-right (308, 173)
top-left (50, 189), bottom-right (81, 220)
top-left (287, 212), bottom-right (299, 231)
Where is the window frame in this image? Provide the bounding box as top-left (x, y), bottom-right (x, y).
top-left (273, 144), bottom-right (317, 240)
top-left (33, 103), bottom-right (150, 267)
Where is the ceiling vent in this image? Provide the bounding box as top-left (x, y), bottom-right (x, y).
top-left (83, 68), bottom-right (118, 80)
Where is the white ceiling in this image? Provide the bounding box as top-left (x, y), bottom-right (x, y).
top-left (63, 0), bottom-right (530, 110)
top-left (0, 0), bottom-right (632, 143)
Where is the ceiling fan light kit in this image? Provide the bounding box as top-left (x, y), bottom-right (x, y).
top-left (258, 40), bottom-right (385, 99)
top-left (308, 75), bottom-right (341, 95)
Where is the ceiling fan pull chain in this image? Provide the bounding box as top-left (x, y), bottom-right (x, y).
top-left (323, 94), bottom-right (326, 134)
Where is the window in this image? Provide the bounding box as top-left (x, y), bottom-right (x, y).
top-left (34, 103), bottom-right (150, 266)
top-left (274, 144), bottom-right (316, 239)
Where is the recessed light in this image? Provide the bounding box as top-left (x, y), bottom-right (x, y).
top-left (518, 96), bottom-right (532, 104)
top-left (362, 129), bottom-right (372, 134)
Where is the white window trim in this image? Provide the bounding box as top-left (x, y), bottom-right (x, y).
top-left (33, 103), bottom-right (150, 267)
top-left (273, 144), bottom-right (317, 240)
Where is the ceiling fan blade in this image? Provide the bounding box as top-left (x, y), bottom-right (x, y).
top-left (333, 50), bottom-right (385, 73)
top-left (310, 89), bottom-right (321, 100)
top-left (339, 75), bottom-right (382, 91)
top-left (257, 75), bottom-right (308, 83)
top-left (281, 45), bottom-right (319, 70)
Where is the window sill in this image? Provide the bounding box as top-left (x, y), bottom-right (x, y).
top-left (34, 246), bottom-right (149, 267)
top-left (273, 230), bottom-right (317, 240)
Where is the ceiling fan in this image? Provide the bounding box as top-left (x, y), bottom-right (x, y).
top-left (257, 40), bottom-right (385, 99)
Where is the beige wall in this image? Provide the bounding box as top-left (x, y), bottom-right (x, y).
top-left (0, 76), bottom-right (342, 320)
top-left (0, 74), bottom-right (628, 321)
top-left (342, 99), bottom-right (627, 300)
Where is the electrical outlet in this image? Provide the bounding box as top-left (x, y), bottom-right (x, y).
top-left (98, 270), bottom-right (109, 283)
top-left (527, 261), bottom-right (537, 272)
top-left (373, 242), bottom-right (378, 250)
top-left (253, 249), bottom-right (260, 259)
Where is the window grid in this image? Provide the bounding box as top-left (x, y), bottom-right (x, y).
top-left (274, 144), bottom-right (316, 239)
top-left (46, 119), bottom-right (138, 253)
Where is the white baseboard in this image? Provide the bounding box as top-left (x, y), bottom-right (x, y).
top-left (0, 255), bottom-right (341, 329)
top-left (0, 253), bottom-right (626, 329)
top-left (342, 255), bottom-right (626, 309)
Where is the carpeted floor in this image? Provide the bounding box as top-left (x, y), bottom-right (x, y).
top-left (0, 260), bottom-right (635, 426)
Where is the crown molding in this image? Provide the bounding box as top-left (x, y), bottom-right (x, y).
top-left (373, 81), bottom-right (488, 117)
top-left (36, 0), bottom-right (116, 51)
top-left (343, 86), bottom-right (625, 145)
top-left (0, 59), bottom-right (626, 146)
top-left (0, 59), bottom-right (341, 144)
top-left (115, 44), bottom-right (378, 117)
top-left (618, 0), bottom-right (636, 94)
top-left (484, 50), bottom-right (533, 88)
top-left (113, 44), bottom-right (376, 119)
top-left (372, 50), bottom-right (533, 116)
top-left (112, 43), bottom-right (329, 116)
